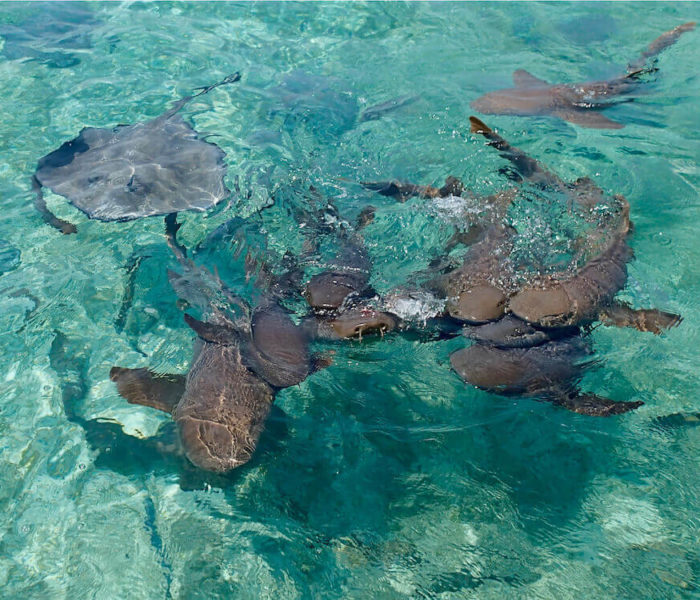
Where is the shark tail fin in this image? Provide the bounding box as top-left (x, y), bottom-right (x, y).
top-left (598, 303), bottom-right (682, 334)
top-left (469, 116), bottom-right (558, 183)
top-left (469, 116), bottom-right (494, 136)
top-left (627, 22), bottom-right (696, 74)
top-left (554, 392), bottom-right (643, 416)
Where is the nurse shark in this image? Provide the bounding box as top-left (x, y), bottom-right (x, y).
top-left (471, 22), bottom-right (695, 129)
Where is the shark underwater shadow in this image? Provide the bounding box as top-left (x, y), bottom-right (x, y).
top-left (363, 116), bottom-right (681, 415)
top-left (48, 329), bottom-right (288, 490)
top-left (471, 22), bottom-right (696, 128)
top-left (31, 72), bottom-right (241, 234)
top-left (253, 69), bottom-right (419, 141)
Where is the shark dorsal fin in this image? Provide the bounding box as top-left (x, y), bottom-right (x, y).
top-left (513, 69), bottom-right (549, 88)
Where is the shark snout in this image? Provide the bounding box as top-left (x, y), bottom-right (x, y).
top-left (177, 415), bottom-right (253, 473)
top-left (330, 309), bottom-right (397, 340)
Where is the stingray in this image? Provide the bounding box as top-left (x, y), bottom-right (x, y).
top-left (32, 72), bottom-right (241, 234)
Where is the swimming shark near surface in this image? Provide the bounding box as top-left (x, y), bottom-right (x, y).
top-left (470, 22), bottom-right (695, 129)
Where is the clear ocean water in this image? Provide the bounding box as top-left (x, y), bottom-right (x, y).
top-left (1, 2), bottom-right (698, 598)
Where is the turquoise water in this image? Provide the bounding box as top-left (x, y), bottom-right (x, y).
top-left (1, 2), bottom-right (699, 598)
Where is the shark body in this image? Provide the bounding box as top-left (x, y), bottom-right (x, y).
top-left (471, 22), bottom-right (695, 129)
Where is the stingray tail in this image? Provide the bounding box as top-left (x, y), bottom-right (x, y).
top-left (165, 213), bottom-right (188, 264)
top-left (191, 72), bottom-right (241, 96)
top-left (31, 175), bottom-right (77, 234)
top-left (164, 71), bottom-right (241, 118)
top-left (626, 22), bottom-right (696, 76)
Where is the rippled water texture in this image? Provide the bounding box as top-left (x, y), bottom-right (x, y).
top-left (1, 2), bottom-right (699, 598)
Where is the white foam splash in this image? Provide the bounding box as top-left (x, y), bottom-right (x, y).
top-left (381, 290), bottom-right (445, 322)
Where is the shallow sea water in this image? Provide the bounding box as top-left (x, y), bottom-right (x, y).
top-left (1, 2), bottom-right (699, 598)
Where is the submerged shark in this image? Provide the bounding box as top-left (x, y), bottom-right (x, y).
top-left (110, 216), bottom-right (321, 472)
top-left (471, 22), bottom-right (695, 129)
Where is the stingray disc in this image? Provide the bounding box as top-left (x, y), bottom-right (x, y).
top-left (35, 112), bottom-right (229, 222)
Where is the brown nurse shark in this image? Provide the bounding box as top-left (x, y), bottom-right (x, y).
top-left (468, 116), bottom-right (681, 333)
top-left (471, 22), bottom-right (695, 129)
top-left (110, 215), bottom-right (326, 472)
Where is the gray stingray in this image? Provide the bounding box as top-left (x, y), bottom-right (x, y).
top-left (471, 22), bottom-right (695, 128)
top-left (32, 72), bottom-right (241, 234)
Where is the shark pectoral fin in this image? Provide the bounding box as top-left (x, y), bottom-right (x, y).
top-left (311, 352), bottom-right (334, 373)
top-left (552, 109), bottom-right (624, 129)
top-left (599, 303), bottom-right (682, 334)
top-left (512, 69), bottom-right (549, 88)
top-left (110, 367), bottom-right (185, 413)
top-left (237, 339), bottom-right (276, 383)
top-left (240, 344), bottom-right (310, 389)
top-left (553, 391), bottom-right (643, 416)
top-left (184, 313), bottom-right (238, 345)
